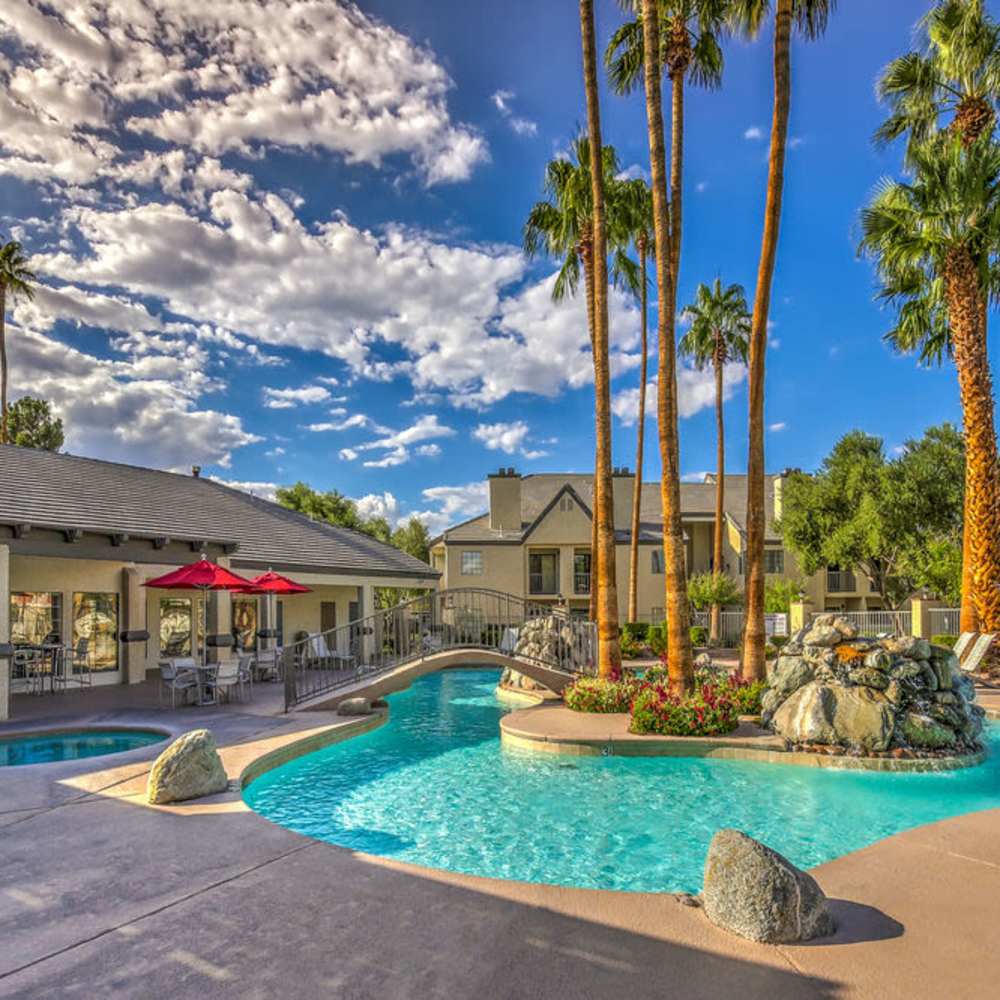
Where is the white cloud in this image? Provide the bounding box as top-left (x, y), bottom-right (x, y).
top-left (768, 421), bottom-right (787, 432)
top-left (354, 491), bottom-right (401, 524)
top-left (410, 481), bottom-right (490, 536)
top-left (473, 419), bottom-right (548, 459)
top-left (262, 385), bottom-right (331, 409)
top-left (682, 471), bottom-right (711, 483)
top-left (491, 89), bottom-right (537, 137)
top-left (695, 181), bottom-right (708, 193)
top-left (612, 363), bottom-right (747, 427)
top-left (788, 136), bottom-right (804, 149)
top-left (744, 125), bottom-right (763, 140)
top-left (416, 443), bottom-right (442, 457)
top-left (306, 413), bottom-right (382, 433)
top-left (210, 477), bottom-right (279, 502)
top-left (338, 414), bottom-right (454, 468)
top-left (617, 164), bottom-right (649, 182)
top-left (264, 446), bottom-right (286, 458)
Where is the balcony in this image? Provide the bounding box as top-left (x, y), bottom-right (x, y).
top-left (573, 572), bottom-right (590, 595)
top-left (826, 570), bottom-right (857, 593)
top-left (528, 573), bottom-right (559, 596)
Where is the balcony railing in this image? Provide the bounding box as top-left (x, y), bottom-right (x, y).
top-left (528, 573), bottom-right (559, 595)
top-left (573, 572), bottom-right (590, 594)
top-left (826, 571), bottom-right (857, 593)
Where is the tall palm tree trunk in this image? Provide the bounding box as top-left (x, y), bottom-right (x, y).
top-left (628, 241), bottom-right (649, 624)
top-left (581, 241), bottom-right (600, 624)
top-left (710, 348), bottom-right (725, 646)
top-left (640, 0), bottom-right (693, 694)
top-left (960, 506), bottom-right (978, 632)
top-left (945, 246), bottom-right (1000, 630)
top-left (742, 0), bottom-right (792, 683)
top-left (579, 0), bottom-right (621, 677)
top-left (0, 286), bottom-right (7, 446)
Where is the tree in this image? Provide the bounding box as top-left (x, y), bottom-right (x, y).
top-left (276, 482), bottom-right (367, 531)
top-left (730, 0), bottom-right (836, 681)
top-left (618, 179), bottom-right (655, 624)
top-left (0, 237), bottom-right (37, 445)
top-left (679, 278), bottom-right (750, 643)
top-left (5, 396), bottom-right (63, 451)
top-left (579, 0), bottom-right (623, 677)
top-left (687, 571), bottom-right (743, 611)
top-left (778, 426), bottom-right (966, 609)
top-left (873, 0), bottom-right (1000, 631)
top-left (764, 577), bottom-right (805, 614)
top-left (391, 518), bottom-right (432, 563)
top-left (637, 0), bottom-right (695, 693)
top-left (860, 135), bottom-right (1000, 629)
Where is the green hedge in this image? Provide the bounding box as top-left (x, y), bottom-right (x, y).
top-left (622, 621), bottom-right (649, 642)
top-left (931, 633), bottom-right (959, 649)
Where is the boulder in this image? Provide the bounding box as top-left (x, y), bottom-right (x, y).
top-left (759, 688), bottom-right (785, 721)
top-left (830, 687), bottom-right (894, 751)
top-left (769, 655), bottom-right (814, 698)
top-left (771, 682), bottom-right (837, 744)
top-left (882, 635), bottom-right (931, 660)
top-left (338, 697), bottom-right (372, 716)
top-left (694, 652), bottom-right (714, 670)
top-left (899, 712), bottom-right (956, 749)
top-left (930, 651), bottom-right (955, 691)
top-left (802, 624), bottom-right (842, 647)
top-left (146, 729), bottom-right (228, 805)
top-left (847, 667), bottom-right (889, 690)
top-left (863, 648), bottom-right (892, 672)
top-left (702, 829), bottom-right (835, 943)
top-left (831, 616), bottom-right (859, 639)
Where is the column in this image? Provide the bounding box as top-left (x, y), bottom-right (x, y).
top-left (910, 597), bottom-right (942, 639)
top-left (120, 566), bottom-right (147, 685)
top-left (361, 582), bottom-right (376, 665)
top-left (789, 599), bottom-right (810, 635)
top-left (206, 555), bottom-right (233, 664)
top-left (0, 543), bottom-right (10, 721)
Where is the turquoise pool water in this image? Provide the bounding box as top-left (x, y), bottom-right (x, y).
top-left (244, 669), bottom-right (1000, 893)
top-left (0, 728), bottom-right (166, 767)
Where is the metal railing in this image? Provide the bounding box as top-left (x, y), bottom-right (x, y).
top-left (283, 587), bottom-right (597, 710)
top-left (928, 608), bottom-right (961, 635)
top-left (826, 571), bottom-right (857, 593)
top-left (528, 573), bottom-right (559, 595)
top-left (573, 572), bottom-right (591, 594)
top-left (811, 609), bottom-right (911, 636)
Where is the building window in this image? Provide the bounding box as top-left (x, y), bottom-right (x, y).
top-left (559, 496), bottom-right (574, 512)
top-left (461, 550), bottom-right (483, 575)
top-left (573, 551), bottom-right (591, 594)
top-left (651, 549), bottom-right (664, 575)
top-left (72, 593), bottom-right (119, 671)
top-left (10, 592), bottom-right (62, 646)
top-left (764, 549), bottom-right (785, 575)
top-left (529, 551), bottom-right (559, 594)
top-left (232, 596), bottom-right (258, 653)
top-left (160, 598), bottom-right (204, 657)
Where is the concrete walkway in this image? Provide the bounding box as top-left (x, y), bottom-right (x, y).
top-left (0, 685), bottom-right (997, 998)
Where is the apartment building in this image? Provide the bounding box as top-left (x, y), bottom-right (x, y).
top-left (429, 468), bottom-right (882, 622)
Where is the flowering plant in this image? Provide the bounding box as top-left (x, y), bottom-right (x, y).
top-left (725, 671), bottom-right (767, 715)
top-left (629, 681), bottom-right (739, 736)
top-left (563, 676), bottom-right (642, 713)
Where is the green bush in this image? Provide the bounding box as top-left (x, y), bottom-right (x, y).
top-left (689, 625), bottom-right (708, 647)
top-left (725, 672), bottom-right (768, 715)
top-left (770, 635), bottom-right (789, 651)
top-left (931, 633), bottom-right (959, 649)
top-left (619, 636), bottom-right (643, 660)
top-left (643, 662), bottom-right (669, 684)
top-left (629, 681), bottom-right (739, 736)
top-left (564, 676), bottom-right (642, 713)
top-left (622, 621), bottom-right (649, 642)
top-left (647, 623), bottom-right (668, 657)
top-left (764, 642), bottom-right (778, 659)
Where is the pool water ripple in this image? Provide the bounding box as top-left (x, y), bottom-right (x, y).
top-left (244, 669), bottom-right (1000, 893)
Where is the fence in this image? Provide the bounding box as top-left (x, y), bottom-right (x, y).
top-left (811, 609), bottom-right (911, 636)
top-left (928, 608), bottom-right (961, 636)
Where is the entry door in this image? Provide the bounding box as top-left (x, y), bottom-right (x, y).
top-left (321, 602), bottom-right (337, 635)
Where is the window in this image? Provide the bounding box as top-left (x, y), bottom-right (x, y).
top-left (232, 596), bottom-right (259, 653)
top-left (573, 551), bottom-right (591, 594)
top-left (461, 550), bottom-right (483, 575)
top-left (764, 549), bottom-right (785, 575)
top-left (651, 549), bottom-right (664, 575)
top-left (159, 598), bottom-right (204, 657)
top-left (72, 592), bottom-right (119, 671)
top-left (529, 551), bottom-right (559, 594)
top-left (559, 496), bottom-right (574, 512)
top-left (10, 592), bottom-right (62, 646)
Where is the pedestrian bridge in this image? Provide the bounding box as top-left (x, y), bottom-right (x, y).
top-left (281, 588), bottom-right (596, 711)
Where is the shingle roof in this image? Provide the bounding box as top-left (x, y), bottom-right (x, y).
top-left (0, 446), bottom-right (438, 580)
top-left (436, 473), bottom-right (780, 544)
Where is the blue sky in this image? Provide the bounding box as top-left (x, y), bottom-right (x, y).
top-left (0, 0), bottom-right (993, 534)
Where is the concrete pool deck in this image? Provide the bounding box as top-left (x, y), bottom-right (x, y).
top-left (0, 682), bottom-right (997, 997)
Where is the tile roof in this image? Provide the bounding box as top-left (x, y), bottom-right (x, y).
top-left (436, 473), bottom-right (780, 544)
top-left (0, 446), bottom-right (438, 580)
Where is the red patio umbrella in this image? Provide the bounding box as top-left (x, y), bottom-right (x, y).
top-left (143, 557), bottom-right (254, 665)
top-left (238, 570), bottom-right (312, 652)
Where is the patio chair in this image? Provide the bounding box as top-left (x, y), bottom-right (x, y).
top-left (13, 649), bottom-right (45, 695)
top-left (236, 654), bottom-right (254, 701)
top-left (57, 638), bottom-right (93, 692)
top-left (158, 659), bottom-right (198, 708)
top-left (207, 659), bottom-right (241, 704)
top-left (254, 647), bottom-right (282, 682)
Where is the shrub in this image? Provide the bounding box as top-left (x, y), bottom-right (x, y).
top-left (619, 635), bottom-right (643, 660)
top-left (687, 572), bottom-right (743, 611)
top-left (564, 676), bottom-right (642, 713)
top-left (643, 662), bottom-right (669, 684)
top-left (770, 635), bottom-right (789, 651)
top-left (622, 621), bottom-right (649, 642)
top-left (931, 633), bottom-right (959, 649)
top-left (725, 671), bottom-right (767, 715)
top-left (647, 623), bottom-right (668, 657)
top-left (689, 625), bottom-right (708, 647)
top-left (764, 642), bottom-right (778, 659)
top-left (629, 682), bottom-right (739, 736)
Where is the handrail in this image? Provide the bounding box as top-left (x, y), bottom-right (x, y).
top-left (282, 587), bottom-right (596, 710)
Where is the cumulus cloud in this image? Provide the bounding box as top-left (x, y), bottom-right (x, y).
top-left (473, 420), bottom-right (547, 459)
top-left (210, 477), bottom-right (279, 502)
top-left (612, 363), bottom-right (747, 427)
top-left (337, 414), bottom-right (454, 468)
top-left (262, 385), bottom-right (331, 409)
top-left (409, 481), bottom-right (490, 535)
top-left (744, 125), bottom-right (763, 140)
top-left (768, 421), bottom-right (787, 432)
top-left (491, 89), bottom-right (537, 137)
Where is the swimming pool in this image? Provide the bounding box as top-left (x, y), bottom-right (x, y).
top-left (0, 728), bottom-right (167, 767)
top-left (244, 669), bottom-right (1000, 893)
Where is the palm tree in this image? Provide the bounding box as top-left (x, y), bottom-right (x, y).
top-left (636, 0), bottom-right (695, 694)
top-left (874, 0), bottom-right (1000, 631)
top-left (617, 179), bottom-right (655, 624)
top-left (679, 279), bottom-right (750, 644)
top-left (523, 139), bottom-right (639, 627)
top-left (578, 0), bottom-right (623, 677)
top-left (875, 0), bottom-right (1000, 157)
top-left (0, 238), bottom-right (36, 446)
top-left (860, 134), bottom-right (1000, 631)
top-left (730, 0), bottom-right (835, 682)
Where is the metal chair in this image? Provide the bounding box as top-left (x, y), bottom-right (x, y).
top-left (158, 659), bottom-right (198, 708)
top-left (13, 649), bottom-right (44, 695)
top-left (57, 639), bottom-right (93, 692)
top-left (236, 654), bottom-right (254, 701)
top-left (207, 659), bottom-right (241, 704)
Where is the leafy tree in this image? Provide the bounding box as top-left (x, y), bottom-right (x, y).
top-left (5, 396), bottom-right (63, 451)
top-left (729, 0), bottom-right (836, 682)
top-left (276, 482), bottom-right (366, 532)
top-left (679, 278), bottom-right (750, 643)
top-left (0, 237), bottom-right (37, 445)
top-left (687, 572), bottom-right (743, 611)
top-left (778, 426), bottom-right (965, 609)
top-left (764, 577), bottom-right (805, 614)
top-left (391, 518), bottom-right (432, 563)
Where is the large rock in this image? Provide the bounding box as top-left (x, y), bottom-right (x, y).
top-left (702, 829), bottom-right (835, 943)
top-left (830, 687), bottom-right (894, 751)
top-left (769, 655), bottom-right (814, 699)
top-left (147, 729), bottom-right (228, 805)
top-left (883, 635), bottom-right (931, 660)
top-left (898, 712), bottom-right (956, 749)
top-left (771, 682), bottom-right (836, 744)
top-left (338, 697), bottom-right (372, 716)
top-left (802, 624), bottom-right (842, 648)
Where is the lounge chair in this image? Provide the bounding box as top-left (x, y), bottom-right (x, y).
top-left (308, 634), bottom-right (355, 672)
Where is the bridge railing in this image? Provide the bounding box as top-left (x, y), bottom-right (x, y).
top-left (282, 587), bottom-right (597, 710)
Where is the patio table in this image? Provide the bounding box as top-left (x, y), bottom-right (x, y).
top-left (170, 659), bottom-right (219, 707)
